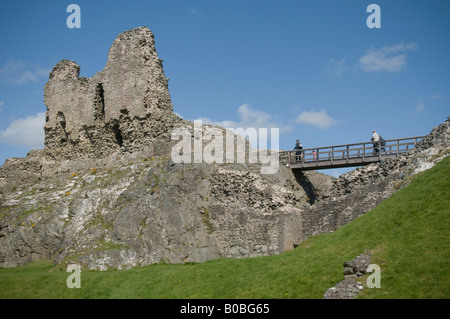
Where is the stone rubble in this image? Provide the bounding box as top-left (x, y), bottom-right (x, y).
top-left (323, 251), bottom-right (372, 299)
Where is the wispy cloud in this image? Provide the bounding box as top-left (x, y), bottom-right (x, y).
top-left (187, 8), bottom-right (200, 15)
top-left (0, 112), bottom-right (45, 148)
top-left (0, 59), bottom-right (50, 84)
top-left (295, 109), bottom-right (339, 130)
top-left (0, 101), bottom-right (4, 113)
top-left (359, 42), bottom-right (417, 73)
top-left (413, 103), bottom-right (425, 115)
top-left (324, 57), bottom-right (349, 79)
top-left (431, 94), bottom-right (446, 100)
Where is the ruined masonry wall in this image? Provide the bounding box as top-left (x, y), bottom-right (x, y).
top-left (43, 26), bottom-right (180, 161)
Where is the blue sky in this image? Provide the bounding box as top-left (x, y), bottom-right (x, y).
top-left (0, 0), bottom-right (449, 176)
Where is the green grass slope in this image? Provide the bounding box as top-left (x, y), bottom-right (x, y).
top-left (1, 156), bottom-right (449, 299)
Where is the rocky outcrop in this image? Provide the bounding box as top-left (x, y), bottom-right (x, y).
top-left (0, 26), bottom-right (307, 270)
top-left (0, 156), bottom-right (305, 269)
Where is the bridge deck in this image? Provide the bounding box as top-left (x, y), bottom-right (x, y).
top-left (281, 136), bottom-right (424, 171)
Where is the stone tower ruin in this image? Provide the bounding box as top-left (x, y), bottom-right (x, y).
top-left (43, 26), bottom-right (182, 160)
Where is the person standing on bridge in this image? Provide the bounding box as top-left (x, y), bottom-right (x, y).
top-left (294, 139), bottom-right (303, 162)
top-left (371, 130), bottom-right (380, 155)
top-left (379, 135), bottom-right (386, 153)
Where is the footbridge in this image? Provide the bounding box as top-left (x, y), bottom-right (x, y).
top-left (280, 136), bottom-right (425, 171)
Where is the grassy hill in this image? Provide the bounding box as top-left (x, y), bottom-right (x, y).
top-left (0, 156), bottom-right (449, 299)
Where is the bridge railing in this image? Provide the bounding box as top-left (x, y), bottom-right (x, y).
top-left (281, 136), bottom-right (425, 169)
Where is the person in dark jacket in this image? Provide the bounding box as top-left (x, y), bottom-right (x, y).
top-left (294, 139), bottom-right (303, 162)
top-left (379, 135), bottom-right (386, 153)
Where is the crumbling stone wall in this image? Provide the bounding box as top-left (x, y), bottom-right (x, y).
top-left (0, 150), bottom-right (44, 193)
top-left (43, 26), bottom-right (181, 161)
top-left (209, 165), bottom-right (304, 258)
top-left (0, 26), bottom-right (308, 269)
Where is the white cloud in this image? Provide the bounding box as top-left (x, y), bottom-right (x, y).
top-left (0, 112), bottom-right (45, 148)
top-left (192, 104), bottom-right (292, 150)
top-left (295, 109), bottom-right (339, 130)
top-left (197, 117), bottom-right (239, 130)
top-left (0, 101), bottom-right (4, 113)
top-left (195, 104), bottom-right (293, 133)
top-left (359, 42), bottom-right (417, 73)
top-left (0, 59), bottom-right (50, 84)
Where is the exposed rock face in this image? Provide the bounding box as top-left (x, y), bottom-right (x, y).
top-left (292, 170), bottom-right (335, 205)
top-left (43, 26), bottom-right (181, 161)
top-left (0, 157), bottom-right (304, 269)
